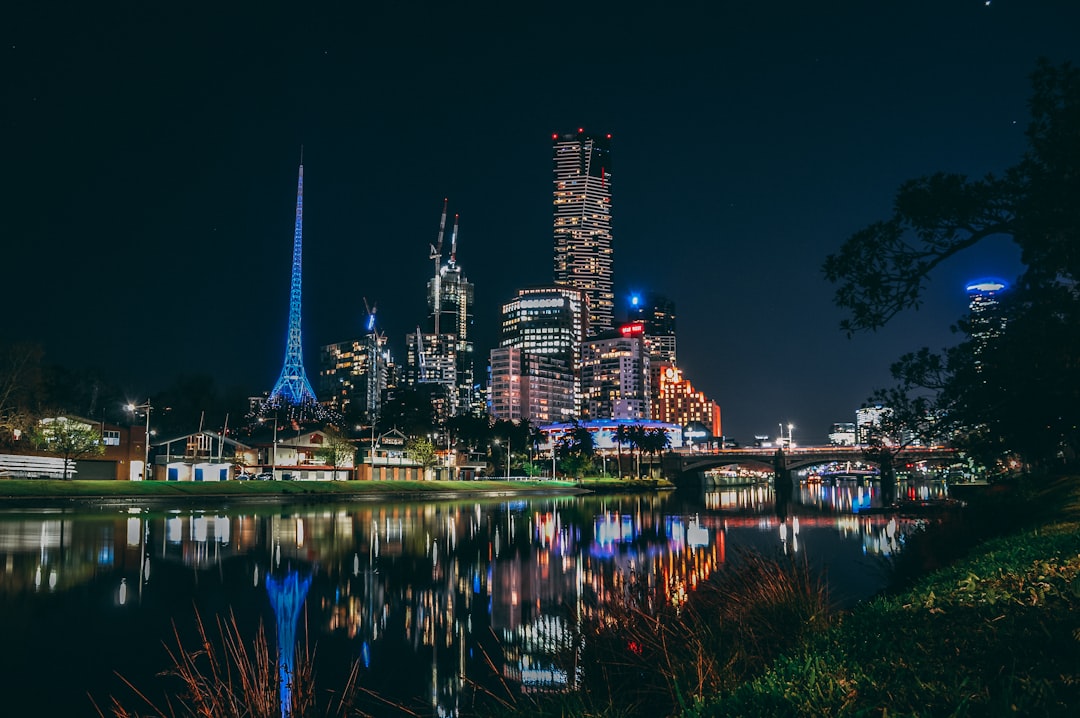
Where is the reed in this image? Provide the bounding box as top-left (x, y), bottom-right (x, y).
top-left (92, 610), bottom-right (360, 718)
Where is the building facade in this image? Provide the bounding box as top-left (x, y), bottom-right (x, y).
top-left (649, 363), bottom-right (722, 439)
top-left (499, 286), bottom-right (588, 416)
top-left (580, 333), bottom-right (650, 421)
top-left (318, 333), bottom-right (391, 420)
top-left (489, 347), bottom-right (575, 423)
top-left (629, 292), bottom-right (677, 364)
top-left (553, 130), bottom-right (614, 335)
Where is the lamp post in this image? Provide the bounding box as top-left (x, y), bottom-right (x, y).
top-left (260, 416), bottom-right (279, 479)
top-left (788, 423), bottom-right (795, 449)
top-left (506, 434), bottom-right (511, 480)
top-left (127, 400), bottom-right (152, 481)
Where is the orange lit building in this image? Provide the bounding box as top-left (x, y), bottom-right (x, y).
top-left (649, 363), bottom-right (722, 439)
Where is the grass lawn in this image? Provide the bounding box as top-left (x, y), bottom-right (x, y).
top-left (682, 476), bottom-right (1080, 717)
top-left (0, 477), bottom-right (663, 501)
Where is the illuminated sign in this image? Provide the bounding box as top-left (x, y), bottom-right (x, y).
top-left (619, 322), bottom-right (645, 337)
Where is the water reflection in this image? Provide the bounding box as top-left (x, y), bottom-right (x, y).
top-left (0, 484), bottom-right (951, 716)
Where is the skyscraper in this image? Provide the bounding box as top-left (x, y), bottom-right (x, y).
top-left (496, 286), bottom-right (587, 418)
top-left (580, 332), bottom-right (650, 421)
top-left (268, 159), bottom-right (318, 412)
top-left (553, 130), bottom-right (614, 335)
top-left (630, 292), bottom-right (677, 364)
top-left (409, 203), bottom-right (478, 418)
top-left (965, 278), bottom-right (1009, 354)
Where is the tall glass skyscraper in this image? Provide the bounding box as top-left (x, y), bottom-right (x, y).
top-left (553, 130), bottom-right (614, 335)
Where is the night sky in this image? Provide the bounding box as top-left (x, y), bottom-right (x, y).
top-left (7, 1), bottom-right (1078, 443)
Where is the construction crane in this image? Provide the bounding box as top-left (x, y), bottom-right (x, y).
top-left (415, 326), bottom-right (427, 383)
top-left (448, 213), bottom-right (459, 267)
top-left (429, 199), bottom-right (448, 335)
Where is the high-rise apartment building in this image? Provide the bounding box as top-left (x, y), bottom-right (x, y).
top-left (553, 130), bottom-right (614, 335)
top-left (488, 347), bottom-right (575, 423)
top-left (319, 333), bottom-right (391, 420)
top-left (496, 286), bottom-right (587, 418)
top-left (427, 256), bottom-right (476, 415)
top-left (580, 333), bottom-right (650, 421)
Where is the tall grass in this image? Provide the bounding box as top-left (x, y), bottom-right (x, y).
top-left (92, 610), bottom-right (361, 718)
top-left (496, 549), bottom-right (832, 717)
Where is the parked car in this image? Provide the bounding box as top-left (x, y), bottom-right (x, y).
top-left (235, 473), bottom-right (254, 481)
top-left (255, 472), bottom-right (274, 481)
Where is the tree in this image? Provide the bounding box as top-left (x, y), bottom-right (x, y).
top-left (314, 426), bottom-right (356, 480)
top-left (822, 60), bottom-right (1080, 471)
top-left (405, 435), bottom-right (438, 480)
top-left (0, 341), bottom-right (44, 447)
top-left (638, 428), bottom-right (671, 478)
top-left (614, 424), bottom-right (632, 477)
top-left (29, 417), bottom-right (105, 479)
top-left (556, 420), bottom-right (596, 478)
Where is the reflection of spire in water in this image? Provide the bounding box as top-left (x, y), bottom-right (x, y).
top-left (267, 569), bottom-right (312, 718)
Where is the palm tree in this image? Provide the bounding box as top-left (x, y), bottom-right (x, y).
top-left (639, 428), bottom-right (671, 478)
top-left (628, 425), bottom-right (647, 478)
top-left (614, 424), bottom-right (632, 478)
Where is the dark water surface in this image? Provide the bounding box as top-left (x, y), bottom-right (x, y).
top-left (0, 480), bottom-right (952, 716)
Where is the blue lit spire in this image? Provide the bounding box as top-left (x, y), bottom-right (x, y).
top-left (269, 158), bottom-right (318, 408)
top-left (266, 569), bottom-right (312, 718)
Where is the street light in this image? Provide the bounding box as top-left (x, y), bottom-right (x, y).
top-left (126, 400), bottom-right (152, 481)
top-left (494, 437), bottom-right (510, 480)
top-left (788, 423), bottom-right (795, 449)
top-left (260, 416), bottom-right (279, 479)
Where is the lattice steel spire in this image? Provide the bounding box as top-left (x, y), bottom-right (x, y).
top-left (269, 159), bottom-right (317, 407)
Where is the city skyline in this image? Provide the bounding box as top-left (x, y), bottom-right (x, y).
top-left (7, 2), bottom-right (1078, 442)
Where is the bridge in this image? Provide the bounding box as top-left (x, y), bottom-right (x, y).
top-left (663, 445), bottom-right (958, 482)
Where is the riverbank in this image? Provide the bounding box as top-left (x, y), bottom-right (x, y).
top-left (0, 477), bottom-right (673, 507)
top-left (689, 475), bottom-right (1080, 717)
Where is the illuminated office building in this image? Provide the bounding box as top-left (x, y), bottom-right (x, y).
top-left (630, 292), bottom-right (677, 364)
top-left (498, 286), bottom-right (588, 417)
top-left (553, 130), bottom-right (614, 335)
top-left (965, 278), bottom-right (1008, 369)
top-left (649, 362), bottom-right (722, 439)
top-left (580, 331), bottom-right (650, 421)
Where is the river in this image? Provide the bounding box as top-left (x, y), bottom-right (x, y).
top-left (0, 478), bottom-right (953, 716)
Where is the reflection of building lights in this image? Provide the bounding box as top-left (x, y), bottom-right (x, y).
top-left (119, 578), bottom-right (128, 605)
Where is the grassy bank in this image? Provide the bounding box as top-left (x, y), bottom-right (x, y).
top-left (684, 477), bottom-right (1080, 717)
top-left (0, 477), bottom-right (671, 503)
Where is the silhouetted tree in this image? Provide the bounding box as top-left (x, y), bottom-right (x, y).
top-left (823, 60), bottom-right (1080, 471)
top-left (0, 341), bottom-right (44, 447)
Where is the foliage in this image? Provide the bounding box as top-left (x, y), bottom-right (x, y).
top-left (93, 610), bottom-right (359, 718)
top-left (405, 435), bottom-right (438, 477)
top-left (501, 550), bottom-right (831, 718)
top-left (313, 425), bottom-right (355, 479)
top-left (687, 479), bottom-right (1080, 718)
top-left (555, 420), bottom-right (596, 477)
top-left (0, 341), bottom-right (44, 447)
top-left (823, 60), bottom-right (1080, 471)
top-left (29, 417), bottom-right (105, 479)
